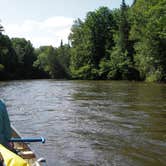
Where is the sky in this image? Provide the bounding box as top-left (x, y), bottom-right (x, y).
top-left (0, 0), bottom-right (133, 48)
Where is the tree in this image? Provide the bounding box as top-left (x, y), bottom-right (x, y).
top-left (0, 35), bottom-right (17, 79)
top-left (11, 38), bottom-right (36, 78)
top-left (69, 18), bottom-right (93, 79)
top-left (130, 0), bottom-right (166, 81)
top-left (107, 0), bottom-right (139, 80)
top-left (56, 40), bottom-right (71, 78)
top-left (0, 24), bottom-right (4, 34)
top-left (34, 46), bottom-right (68, 78)
top-left (69, 7), bottom-right (116, 79)
top-left (132, 0), bottom-right (137, 6)
top-left (119, 0), bottom-right (129, 53)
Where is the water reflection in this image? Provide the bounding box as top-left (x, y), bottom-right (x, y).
top-left (0, 80), bottom-right (166, 166)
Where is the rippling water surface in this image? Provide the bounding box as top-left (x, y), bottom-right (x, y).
top-left (0, 80), bottom-right (166, 166)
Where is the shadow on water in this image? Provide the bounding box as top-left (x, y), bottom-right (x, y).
top-left (0, 80), bottom-right (166, 166)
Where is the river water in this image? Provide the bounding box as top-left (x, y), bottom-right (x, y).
top-left (0, 80), bottom-right (166, 166)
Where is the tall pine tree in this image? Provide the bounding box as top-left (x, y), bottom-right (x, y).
top-left (0, 23), bottom-right (3, 34)
top-left (119, 0), bottom-right (128, 52)
top-left (108, 0), bottom-right (139, 80)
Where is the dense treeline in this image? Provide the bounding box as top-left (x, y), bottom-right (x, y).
top-left (0, 0), bottom-right (165, 81)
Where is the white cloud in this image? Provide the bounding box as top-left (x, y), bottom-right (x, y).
top-left (3, 16), bottom-right (74, 48)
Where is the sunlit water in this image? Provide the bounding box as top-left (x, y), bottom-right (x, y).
top-left (0, 80), bottom-right (166, 166)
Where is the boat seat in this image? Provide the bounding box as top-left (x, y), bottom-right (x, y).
top-left (19, 151), bottom-right (36, 159)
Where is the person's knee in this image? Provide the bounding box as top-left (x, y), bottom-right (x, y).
top-left (0, 152), bottom-right (4, 166)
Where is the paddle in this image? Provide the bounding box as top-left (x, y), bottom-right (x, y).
top-left (10, 137), bottom-right (45, 144)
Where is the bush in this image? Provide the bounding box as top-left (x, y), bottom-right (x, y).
top-left (146, 69), bottom-right (162, 82)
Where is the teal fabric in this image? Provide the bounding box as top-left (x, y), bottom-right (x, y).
top-left (0, 100), bottom-right (12, 146)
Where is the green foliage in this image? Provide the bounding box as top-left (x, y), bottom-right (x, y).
top-left (119, 0), bottom-right (130, 53)
top-left (0, 26), bottom-right (3, 34)
top-left (0, 22), bottom-right (4, 34)
top-left (0, 0), bottom-right (165, 82)
top-left (34, 45), bottom-right (69, 78)
top-left (70, 65), bottom-right (91, 79)
top-left (11, 38), bottom-right (36, 78)
top-left (0, 64), bottom-right (4, 71)
top-left (130, 0), bottom-right (166, 81)
top-left (0, 34), bottom-right (17, 79)
top-left (99, 59), bottom-right (111, 79)
top-left (56, 41), bottom-right (71, 78)
top-left (69, 7), bottom-right (116, 79)
top-left (146, 69), bottom-right (162, 82)
top-left (108, 47), bottom-right (134, 80)
top-left (107, 0), bottom-right (139, 80)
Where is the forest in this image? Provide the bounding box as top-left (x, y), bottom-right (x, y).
top-left (0, 0), bottom-right (165, 82)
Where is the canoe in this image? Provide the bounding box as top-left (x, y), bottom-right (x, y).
top-left (11, 125), bottom-right (46, 166)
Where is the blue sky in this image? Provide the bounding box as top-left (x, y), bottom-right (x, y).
top-left (1, 0), bottom-right (133, 47)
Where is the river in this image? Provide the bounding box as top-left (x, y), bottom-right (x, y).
top-left (0, 80), bottom-right (166, 166)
